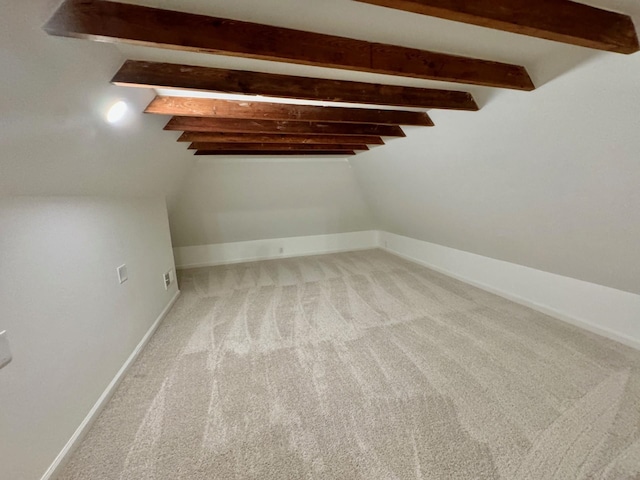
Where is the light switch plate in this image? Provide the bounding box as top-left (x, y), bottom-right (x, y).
top-left (117, 264), bottom-right (128, 284)
top-left (0, 331), bottom-right (12, 370)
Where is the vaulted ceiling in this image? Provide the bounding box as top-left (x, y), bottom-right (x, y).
top-left (41, 0), bottom-right (638, 158)
top-left (2, 0), bottom-right (640, 294)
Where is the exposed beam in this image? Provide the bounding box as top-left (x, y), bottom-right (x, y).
top-left (178, 133), bottom-right (386, 145)
top-left (188, 143), bottom-right (370, 151)
top-left (354, 0), bottom-right (639, 54)
top-left (44, 0), bottom-right (534, 90)
top-left (114, 61), bottom-right (478, 111)
top-left (146, 97), bottom-right (434, 126)
top-left (165, 117), bottom-right (406, 137)
top-left (195, 150), bottom-right (356, 156)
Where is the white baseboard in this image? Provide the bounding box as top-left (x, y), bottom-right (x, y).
top-left (173, 231), bottom-right (379, 269)
top-left (379, 232), bottom-right (640, 351)
top-left (41, 290), bottom-right (181, 480)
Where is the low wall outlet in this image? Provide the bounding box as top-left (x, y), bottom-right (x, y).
top-left (163, 271), bottom-right (171, 290)
top-left (0, 331), bottom-right (12, 370)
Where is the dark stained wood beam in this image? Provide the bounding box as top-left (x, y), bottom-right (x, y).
top-left (114, 61), bottom-right (478, 111)
top-left (178, 133), bottom-right (386, 145)
top-left (44, 0), bottom-right (534, 90)
top-left (195, 150), bottom-right (357, 156)
top-left (354, 0), bottom-right (639, 54)
top-left (146, 96), bottom-right (434, 126)
top-left (165, 117), bottom-right (406, 137)
top-left (188, 143), bottom-right (370, 151)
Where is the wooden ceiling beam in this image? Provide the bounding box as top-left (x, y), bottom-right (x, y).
top-left (194, 150), bottom-right (357, 156)
top-left (113, 61), bottom-right (478, 111)
top-left (354, 0), bottom-right (639, 54)
top-left (188, 143), bottom-right (370, 151)
top-left (165, 117), bottom-right (406, 137)
top-left (177, 133), bottom-right (386, 145)
top-left (44, 0), bottom-right (533, 90)
top-left (146, 96), bottom-right (434, 126)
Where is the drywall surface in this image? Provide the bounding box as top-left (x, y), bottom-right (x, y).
top-left (353, 50), bottom-right (640, 295)
top-left (0, 0), bottom-right (194, 201)
top-left (0, 196), bottom-right (178, 480)
top-left (169, 160), bottom-right (376, 246)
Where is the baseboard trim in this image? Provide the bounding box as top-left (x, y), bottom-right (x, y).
top-left (379, 232), bottom-right (640, 351)
top-left (174, 231), bottom-right (379, 269)
top-left (40, 290), bottom-right (181, 480)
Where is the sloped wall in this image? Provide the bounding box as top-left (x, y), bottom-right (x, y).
top-left (0, 196), bottom-right (178, 480)
top-left (0, 0), bottom-right (193, 199)
top-left (352, 51), bottom-right (640, 295)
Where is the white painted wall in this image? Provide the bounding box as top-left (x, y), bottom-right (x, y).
top-left (0, 2), bottom-right (190, 478)
top-left (353, 49), bottom-right (640, 296)
top-left (169, 159), bottom-right (376, 246)
top-left (0, 196), bottom-right (179, 480)
top-left (0, 0), bottom-right (194, 201)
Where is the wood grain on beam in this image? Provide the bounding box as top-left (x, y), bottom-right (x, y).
top-left (188, 143), bottom-right (370, 151)
top-left (165, 117), bottom-right (406, 137)
top-left (195, 150), bottom-right (356, 156)
top-left (44, 0), bottom-right (534, 90)
top-left (178, 133), bottom-right (386, 145)
top-left (354, 0), bottom-right (639, 54)
top-left (114, 61), bottom-right (478, 111)
top-left (146, 97), bottom-right (434, 126)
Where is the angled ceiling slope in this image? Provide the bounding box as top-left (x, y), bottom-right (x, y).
top-left (43, 0), bottom-right (533, 89)
top-left (43, 0), bottom-right (638, 158)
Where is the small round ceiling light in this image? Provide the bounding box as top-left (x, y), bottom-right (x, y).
top-left (106, 100), bottom-right (128, 124)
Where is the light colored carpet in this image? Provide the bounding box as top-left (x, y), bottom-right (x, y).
top-left (59, 249), bottom-right (640, 480)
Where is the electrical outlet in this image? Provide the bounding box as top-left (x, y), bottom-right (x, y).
top-left (163, 270), bottom-right (173, 290)
top-left (279, 247), bottom-right (284, 254)
top-left (117, 264), bottom-right (128, 284)
top-left (0, 331), bottom-right (12, 370)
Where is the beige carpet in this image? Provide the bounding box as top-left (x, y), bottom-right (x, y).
top-left (59, 250), bottom-right (640, 480)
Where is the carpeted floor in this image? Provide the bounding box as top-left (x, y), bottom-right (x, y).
top-left (59, 249), bottom-right (640, 480)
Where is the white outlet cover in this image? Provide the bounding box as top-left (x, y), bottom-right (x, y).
top-left (117, 264), bottom-right (128, 284)
top-left (0, 331), bottom-right (12, 370)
